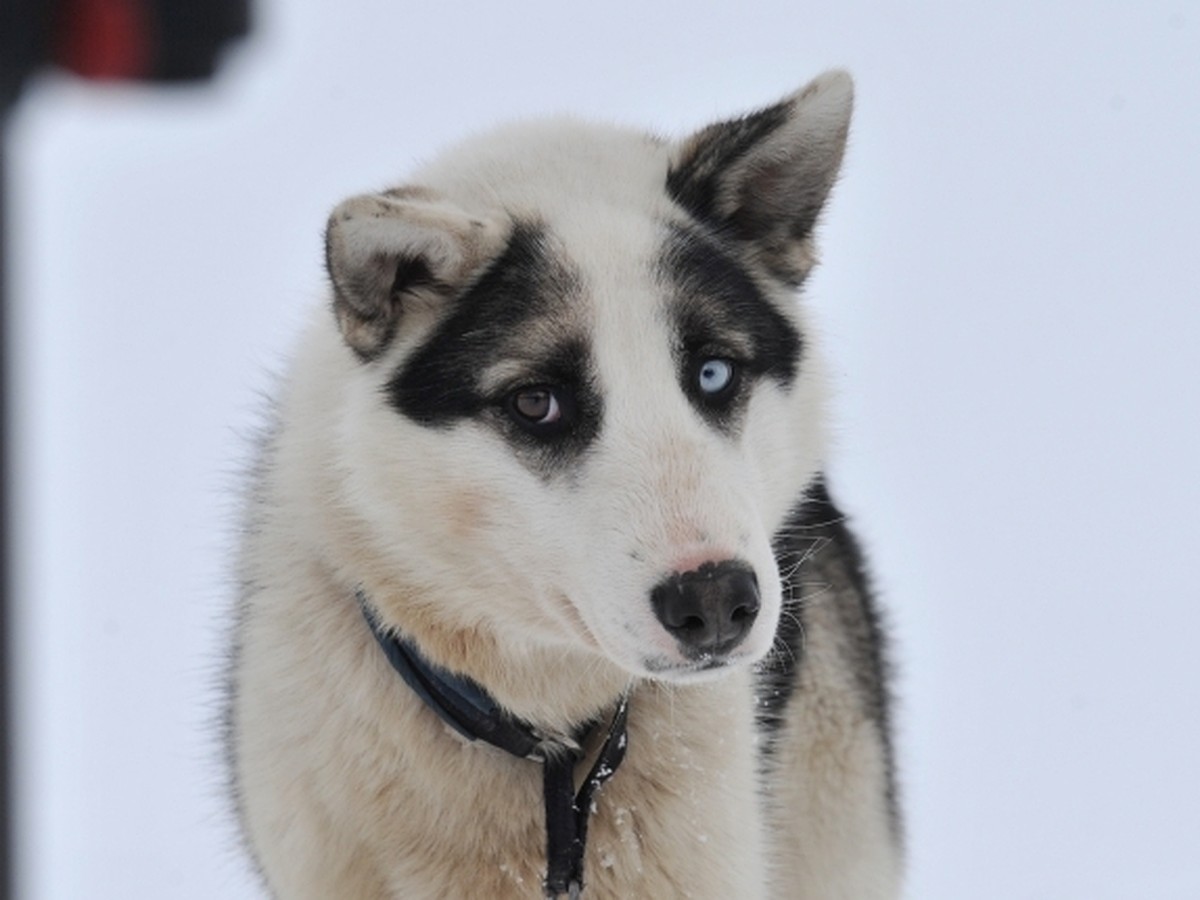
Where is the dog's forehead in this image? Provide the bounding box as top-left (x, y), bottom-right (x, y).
top-left (414, 118), bottom-right (676, 231)
top-left (414, 117), bottom-right (689, 333)
top-left (464, 210), bottom-right (672, 399)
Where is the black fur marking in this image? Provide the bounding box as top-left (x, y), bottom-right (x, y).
top-left (387, 222), bottom-right (602, 473)
top-left (666, 99), bottom-right (791, 228)
top-left (659, 223), bottom-right (801, 431)
top-left (389, 254), bottom-right (436, 298)
top-left (757, 479), bottom-right (901, 833)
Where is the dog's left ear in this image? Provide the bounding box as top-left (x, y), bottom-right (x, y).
top-left (667, 70), bottom-right (854, 284)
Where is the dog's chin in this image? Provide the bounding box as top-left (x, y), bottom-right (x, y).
top-left (637, 653), bottom-right (753, 685)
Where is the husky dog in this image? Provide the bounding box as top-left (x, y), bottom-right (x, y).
top-left (230, 70), bottom-right (900, 899)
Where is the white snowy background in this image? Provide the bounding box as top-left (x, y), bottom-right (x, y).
top-left (7, 1), bottom-right (1199, 897)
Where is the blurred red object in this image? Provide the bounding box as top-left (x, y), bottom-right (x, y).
top-left (3, 0), bottom-right (250, 105)
top-left (54, 0), bottom-right (152, 80)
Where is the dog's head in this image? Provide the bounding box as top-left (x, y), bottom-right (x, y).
top-left (320, 72), bottom-right (852, 683)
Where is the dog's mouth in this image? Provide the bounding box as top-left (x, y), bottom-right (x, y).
top-left (640, 652), bottom-right (744, 681)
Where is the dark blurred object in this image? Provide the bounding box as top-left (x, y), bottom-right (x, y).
top-left (1, 0), bottom-right (50, 111)
top-left (4, 0), bottom-right (250, 108)
top-left (54, 0), bottom-right (251, 82)
top-left (0, 3), bottom-right (251, 898)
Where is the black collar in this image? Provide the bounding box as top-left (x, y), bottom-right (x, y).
top-left (358, 591), bottom-right (631, 899)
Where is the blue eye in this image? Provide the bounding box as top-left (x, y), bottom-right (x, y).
top-left (697, 358), bottom-right (735, 395)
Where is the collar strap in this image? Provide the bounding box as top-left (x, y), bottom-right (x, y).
top-left (359, 593), bottom-right (552, 758)
top-left (357, 591), bottom-right (630, 898)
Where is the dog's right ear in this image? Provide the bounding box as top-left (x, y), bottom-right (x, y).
top-left (325, 190), bottom-right (508, 360)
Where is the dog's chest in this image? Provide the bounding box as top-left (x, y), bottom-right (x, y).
top-left (382, 677), bottom-right (768, 899)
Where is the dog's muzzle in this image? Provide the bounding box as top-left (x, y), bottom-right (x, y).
top-left (650, 560), bottom-right (760, 660)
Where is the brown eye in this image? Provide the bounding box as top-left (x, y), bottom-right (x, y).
top-left (511, 388), bottom-right (561, 425)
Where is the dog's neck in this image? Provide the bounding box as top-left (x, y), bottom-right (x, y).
top-left (353, 582), bottom-right (632, 733)
top-left (357, 588), bottom-right (632, 898)
top-left (358, 589), bottom-right (587, 757)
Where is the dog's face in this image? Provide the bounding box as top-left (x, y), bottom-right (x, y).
top-left (323, 72), bottom-right (852, 683)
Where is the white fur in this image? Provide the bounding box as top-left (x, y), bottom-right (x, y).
top-left (231, 71), bottom-right (900, 898)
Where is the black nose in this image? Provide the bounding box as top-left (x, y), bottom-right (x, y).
top-left (650, 561), bottom-right (760, 658)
